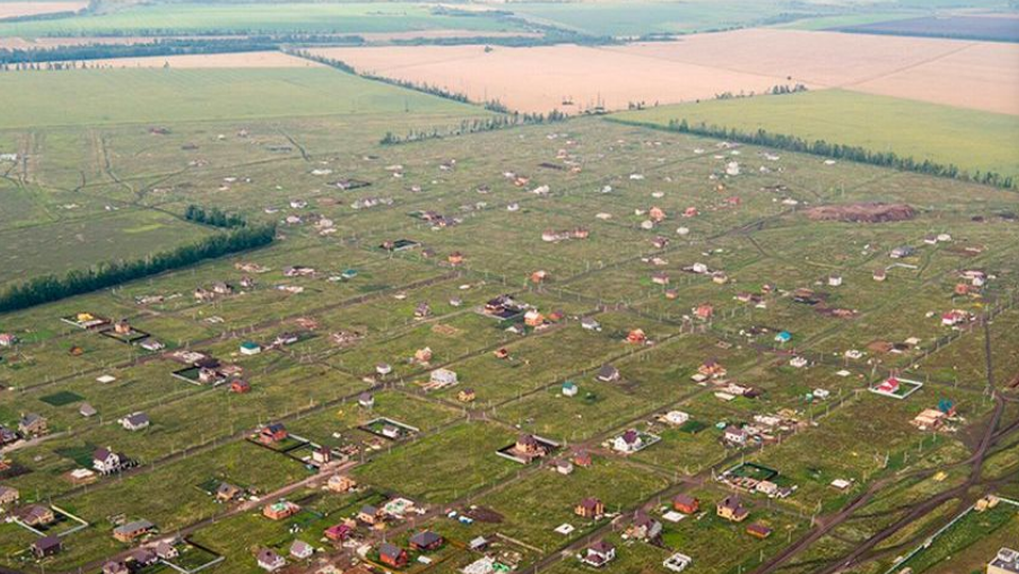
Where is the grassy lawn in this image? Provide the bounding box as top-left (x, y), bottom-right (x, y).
top-left (612, 89), bottom-right (1019, 180)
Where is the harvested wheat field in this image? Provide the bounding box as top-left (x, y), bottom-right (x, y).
top-left (310, 43), bottom-right (804, 113)
top-left (0, 1), bottom-right (86, 20)
top-left (315, 28), bottom-right (1019, 115)
top-left (48, 51), bottom-right (325, 69)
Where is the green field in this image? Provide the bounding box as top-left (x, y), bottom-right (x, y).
top-left (613, 89), bottom-right (1019, 179)
top-left (0, 2), bottom-right (525, 38)
top-left (0, 66), bottom-right (487, 129)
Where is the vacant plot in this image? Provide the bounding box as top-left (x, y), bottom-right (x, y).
top-left (0, 1), bottom-right (85, 20)
top-left (613, 90), bottom-right (1019, 178)
top-left (318, 28), bottom-right (1019, 115)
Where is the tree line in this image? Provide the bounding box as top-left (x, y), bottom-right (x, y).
top-left (616, 118), bottom-right (1015, 191)
top-left (0, 224), bottom-right (276, 313)
top-left (184, 204), bottom-right (246, 228)
top-left (381, 110), bottom-right (568, 146)
top-left (0, 36), bottom-right (365, 66)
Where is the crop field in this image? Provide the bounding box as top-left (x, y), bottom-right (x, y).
top-left (0, 1), bottom-right (85, 20)
top-left (0, 2), bottom-right (526, 38)
top-left (317, 28), bottom-right (1019, 115)
top-left (836, 14), bottom-right (1019, 43)
top-left (0, 57), bottom-right (1017, 574)
top-left (613, 89), bottom-right (1019, 180)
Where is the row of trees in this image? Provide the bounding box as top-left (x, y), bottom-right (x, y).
top-left (644, 119), bottom-right (1015, 191)
top-left (184, 204), bottom-right (246, 228)
top-left (0, 36), bottom-right (365, 66)
top-left (380, 110), bottom-right (567, 145)
top-left (0, 223), bottom-right (276, 313)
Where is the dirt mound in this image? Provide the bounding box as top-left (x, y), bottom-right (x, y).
top-left (805, 203), bottom-right (916, 223)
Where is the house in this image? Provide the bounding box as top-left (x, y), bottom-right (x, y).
top-left (358, 392), bottom-right (375, 408)
top-left (127, 548), bottom-right (158, 567)
top-left (562, 381), bottom-right (579, 397)
top-left (18, 505), bottom-right (56, 526)
top-left (524, 310), bottom-right (545, 327)
top-left (695, 304), bottom-right (714, 321)
top-left (627, 510), bottom-right (662, 540)
top-left (652, 272), bottom-right (670, 286)
top-left (156, 541), bottom-right (179, 560)
top-left (240, 342), bottom-right (262, 356)
top-left (358, 504), bottom-right (382, 525)
top-left (873, 269), bottom-right (887, 282)
top-left (258, 422), bottom-right (288, 445)
top-left (613, 429), bottom-right (644, 453)
top-left (263, 501), bottom-right (299, 521)
top-left (581, 317), bottom-right (601, 331)
top-left (698, 360), bottom-right (726, 378)
top-left (458, 388), bottom-right (476, 403)
top-left (828, 275), bottom-right (843, 287)
top-left (580, 541), bottom-right (616, 568)
top-left (409, 530), bottom-right (444, 551)
top-left (556, 460), bottom-right (575, 475)
top-left (103, 561), bottom-right (129, 574)
top-left (989, 548), bottom-right (1019, 574)
top-left (230, 379), bottom-right (251, 394)
top-left (79, 403), bottom-right (98, 417)
top-left (290, 540), bottom-right (314, 560)
top-left (113, 519), bottom-right (155, 542)
top-left (912, 408), bottom-right (948, 431)
top-left (0, 425), bottom-right (19, 446)
top-left (216, 482), bottom-right (243, 502)
top-left (93, 447), bottom-right (128, 474)
top-left (596, 365), bottom-right (620, 382)
top-left (257, 548), bottom-right (285, 572)
top-left (414, 302), bottom-right (432, 318)
top-left (573, 450), bottom-right (593, 468)
top-left (626, 329), bottom-right (647, 345)
top-left (32, 536), bottom-right (62, 558)
top-left (120, 412), bottom-right (150, 431)
top-left (0, 485), bottom-right (19, 505)
top-left (379, 543), bottom-right (408, 568)
top-left (747, 523), bottom-right (773, 539)
top-left (325, 523), bottom-right (353, 542)
top-left (312, 446), bottom-right (331, 465)
top-left (672, 494), bottom-right (700, 515)
top-left (724, 426), bottom-right (748, 446)
top-left (430, 368), bottom-right (458, 386)
top-left (876, 377), bottom-right (901, 395)
top-left (717, 495), bottom-right (749, 522)
top-left (575, 497), bottom-right (604, 519)
top-left (327, 474), bottom-right (356, 493)
top-left (376, 363), bottom-right (392, 376)
top-left (448, 251), bottom-right (464, 266)
top-left (18, 413), bottom-right (48, 437)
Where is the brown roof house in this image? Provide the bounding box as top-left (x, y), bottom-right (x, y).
top-left (717, 495), bottom-right (749, 523)
top-left (575, 497), bottom-right (605, 519)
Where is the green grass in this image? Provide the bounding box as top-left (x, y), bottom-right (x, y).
top-left (613, 89), bottom-right (1019, 179)
top-left (0, 67), bottom-right (487, 130)
top-left (0, 2), bottom-right (525, 38)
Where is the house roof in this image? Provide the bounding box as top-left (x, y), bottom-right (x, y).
top-left (33, 535), bottom-right (61, 552)
top-left (114, 519), bottom-right (154, 535)
top-left (257, 548), bottom-right (281, 564)
top-left (410, 531), bottom-right (442, 547)
top-left (379, 542), bottom-right (404, 559)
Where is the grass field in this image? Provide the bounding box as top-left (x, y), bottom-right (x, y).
top-left (613, 89), bottom-right (1019, 179)
top-left (0, 66), bottom-right (487, 129)
top-left (0, 2), bottom-right (525, 37)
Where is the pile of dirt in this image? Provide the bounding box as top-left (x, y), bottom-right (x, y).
top-left (805, 203), bottom-right (916, 223)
